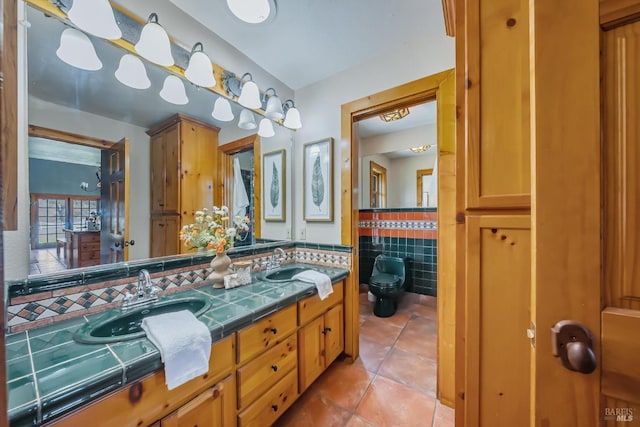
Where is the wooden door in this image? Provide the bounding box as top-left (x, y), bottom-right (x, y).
top-left (601, 18), bottom-right (640, 418)
top-left (324, 304), bottom-right (344, 366)
top-left (161, 375), bottom-right (235, 427)
top-left (163, 125), bottom-right (180, 214)
top-left (100, 137), bottom-right (129, 263)
top-left (150, 215), bottom-right (180, 258)
top-left (297, 316), bottom-right (325, 392)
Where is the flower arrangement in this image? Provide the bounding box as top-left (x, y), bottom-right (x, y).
top-left (179, 206), bottom-right (250, 254)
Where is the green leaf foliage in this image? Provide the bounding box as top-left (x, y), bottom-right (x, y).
top-left (311, 154), bottom-right (324, 210)
top-left (270, 161), bottom-right (279, 209)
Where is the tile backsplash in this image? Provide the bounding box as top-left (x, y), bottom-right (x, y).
top-left (7, 242), bottom-right (351, 333)
top-left (358, 208), bottom-right (437, 296)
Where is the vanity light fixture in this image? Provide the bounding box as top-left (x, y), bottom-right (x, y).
top-left (238, 109), bottom-right (257, 130)
top-left (409, 145), bottom-right (432, 153)
top-left (184, 42), bottom-right (216, 88)
top-left (135, 13), bottom-right (174, 67)
top-left (212, 97), bottom-right (235, 122)
top-left (159, 75), bottom-right (189, 105)
top-left (67, 0), bottom-right (122, 40)
top-left (263, 88), bottom-right (284, 120)
top-left (258, 118), bottom-right (275, 137)
top-left (56, 28), bottom-right (103, 71)
top-left (380, 107), bottom-right (410, 122)
top-left (237, 73), bottom-right (261, 109)
top-left (282, 99), bottom-right (302, 130)
top-left (226, 0), bottom-right (276, 24)
top-left (115, 54), bottom-right (151, 89)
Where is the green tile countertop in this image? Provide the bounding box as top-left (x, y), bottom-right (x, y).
top-left (6, 263), bottom-right (349, 427)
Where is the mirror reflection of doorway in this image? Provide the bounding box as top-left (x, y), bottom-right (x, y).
top-left (27, 126), bottom-right (128, 275)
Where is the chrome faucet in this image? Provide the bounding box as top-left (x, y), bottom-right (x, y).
top-left (122, 269), bottom-right (161, 310)
top-left (263, 247), bottom-right (286, 272)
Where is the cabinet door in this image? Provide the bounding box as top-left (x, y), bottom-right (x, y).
top-left (163, 124), bottom-right (181, 214)
top-left (297, 316), bottom-right (325, 392)
top-left (150, 215), bottom-right (180, 258)
top-left (161, 375), bottom-right (235, 427)
top-left (324, 304), bottom-right (344, 366)
top-left (150, 133), bottom-right (166, 214)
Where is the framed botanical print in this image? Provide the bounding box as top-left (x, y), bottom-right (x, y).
top-left (303, 138), bottom-right (333, 222)
top-left (263, 149), bottom-right (286, 222)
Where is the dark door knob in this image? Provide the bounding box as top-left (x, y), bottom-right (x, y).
top-left (551, 320), bottom-right (597, 374)
top-left (566, 341), bottom-right (597, 374)
top-left (124, 240), bottom-right (135, 247)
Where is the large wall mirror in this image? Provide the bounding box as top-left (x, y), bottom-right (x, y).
top-left (357, 100), bottom-right (438, 209)
top-left (8, 3), bottom-right (294, 281)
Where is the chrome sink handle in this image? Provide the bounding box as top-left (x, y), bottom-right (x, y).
top-left (121, 269), bottom-right (159, 311)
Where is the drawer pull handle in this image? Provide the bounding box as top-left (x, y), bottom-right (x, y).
top-left (272, 404), bottom-right (279, 412)
top-left (270, 328), bottom-right (277, 334)
top-left (322, 327), bottom-right (332, 335)
top-left (271, 365), bottom-right (278, 372)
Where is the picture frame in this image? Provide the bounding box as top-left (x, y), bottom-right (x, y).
top-left (303, 138), bottom-right (333, 222)
top-left (263, 149), bottom-right (286, 222)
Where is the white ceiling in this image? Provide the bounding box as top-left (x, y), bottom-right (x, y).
top-left (170, 0), bottom-right (448, 90)
top-left (358, 101), bottom-right (437, 139)
top-left (29, 137), bottom-right (101, 166)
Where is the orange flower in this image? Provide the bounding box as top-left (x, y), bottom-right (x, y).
top-left (207, 241), bottom-right (215, 249)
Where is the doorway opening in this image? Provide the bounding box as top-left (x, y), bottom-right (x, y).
top-left (27, 125), bottom-right (126, 274)
top-left (340, 70), bottom-right (456, 411)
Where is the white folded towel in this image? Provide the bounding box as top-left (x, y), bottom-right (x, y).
top-left (292, 270), bottom-right (333, 301)
top-left (141, 310), bottom-right (212, 390)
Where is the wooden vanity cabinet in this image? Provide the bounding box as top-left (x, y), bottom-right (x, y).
top-left (147, 114), bottom-right (220, 257)
top-left (157, 375), bottom-right (236, 427)
top-left (48, 336), bottom-right (234, 427)
top-left (297, 282), bottom-right (344, 392)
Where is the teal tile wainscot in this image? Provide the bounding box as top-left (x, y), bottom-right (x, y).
top-left (6, 261), bottom-right (349, 426)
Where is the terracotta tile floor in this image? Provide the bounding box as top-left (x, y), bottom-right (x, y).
top-left (275, 290), bottom-right (454, 427)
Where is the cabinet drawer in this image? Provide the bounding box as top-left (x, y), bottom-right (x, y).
top-left (237, 334), bottom-right (297, 409)
top-left (80, 249), bottom-right (100, 261)
top-left (237, 369), bottom-right (298, 427)
top-left (80, 234), bottom-right (101, 243)
top-left (298, 281), bottom-right (343, 326)
top-left (80, 242), bottom-right (100, 252)
top-left (237, 305), bottom-right (296, 365)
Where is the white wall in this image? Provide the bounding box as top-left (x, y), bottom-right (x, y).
top-left (293, 35), bottom-right (454, 243)
top-left (360, 124), bottom-right (437, 157)
top-left (388, 153), bottom-right (437, 207)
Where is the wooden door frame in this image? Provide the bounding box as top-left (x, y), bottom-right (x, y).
top-left (340, 69), bottom-right (456, 390)
top-left (368, 160), bottom-right (387, 208)
top-left (219, 134), bottom-right (261, 239)
top-left (416, 168), bottom-right (434, 207)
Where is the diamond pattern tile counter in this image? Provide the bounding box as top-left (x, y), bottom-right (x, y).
top-left (6, 264), bottom-right (349, 426)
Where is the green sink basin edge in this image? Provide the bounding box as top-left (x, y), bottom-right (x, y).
top-left (73, 296), bottom-right (212, 345)
top-left (260, 266), bottom-right (313, 283)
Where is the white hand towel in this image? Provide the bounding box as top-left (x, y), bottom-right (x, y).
top-left (233, 157), bottom-right (250, 218)
top-left (141, 310), bottom-right (212, 390)
top-left (292, 270), bottom-right (333, 301)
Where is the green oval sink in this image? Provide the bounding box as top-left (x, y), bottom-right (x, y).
top-left (74, 296), bottom-right (211, 344)
top-left (262, 266), bottom-right (310, 283)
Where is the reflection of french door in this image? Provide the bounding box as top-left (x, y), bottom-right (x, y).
top-left (369, 161), bottom-right (386, 208)
top-left (30, 194), bottom-right (99, 248)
